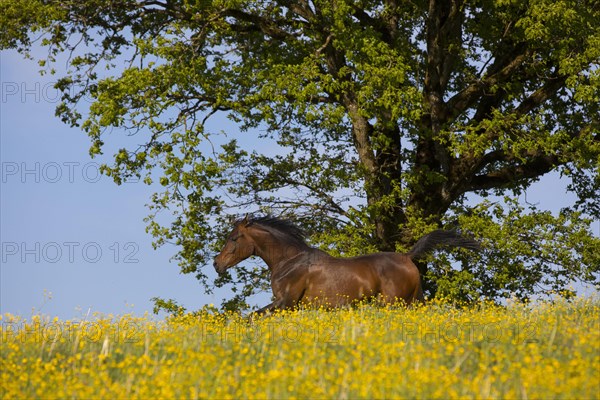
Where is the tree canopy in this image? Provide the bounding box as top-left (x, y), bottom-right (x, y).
top-left (2, 0), bottom-right (599, 308)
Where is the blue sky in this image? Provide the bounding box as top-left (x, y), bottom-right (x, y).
top-left (0, 48), bottom-right (254, 319)
top-left (1, 46), bottom-right (598, 319)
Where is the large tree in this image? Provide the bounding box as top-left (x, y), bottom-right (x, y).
top-left (2, 0), bottom-right (599, 307)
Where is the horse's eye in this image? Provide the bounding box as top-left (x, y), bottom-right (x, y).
top-left (230, 235), bottom-right (239, 242)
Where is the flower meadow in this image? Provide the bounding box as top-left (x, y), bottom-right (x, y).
top-left (1, 297), bottom-right (599, 399)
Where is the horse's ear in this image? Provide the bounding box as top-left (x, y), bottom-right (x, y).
top-left (242, 213), bottom-right (252, 227)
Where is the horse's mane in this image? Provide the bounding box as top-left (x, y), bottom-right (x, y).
top-left (240, 215), bottom-right (308, 247)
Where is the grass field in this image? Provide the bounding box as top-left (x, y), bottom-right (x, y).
top-left (1, 297), bottom-right (599, 399)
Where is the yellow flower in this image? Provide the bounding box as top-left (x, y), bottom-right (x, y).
top-left (1, 297), bottom-right (598, 399)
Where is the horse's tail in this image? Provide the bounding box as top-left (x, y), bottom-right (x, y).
top-left (407, 230), bottom-right (480, 260)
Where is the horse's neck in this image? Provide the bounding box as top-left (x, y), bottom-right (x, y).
top-left (251, 230), bottom-right (308, 272)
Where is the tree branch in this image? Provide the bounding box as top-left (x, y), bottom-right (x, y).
top-left (448, 70), bottom-right (572, 197)
top-left (425, 0), bottom-right (464, 100)
top-left (515, 73), bottom-right (568, 116)
top-left (278, 177), bottom-right (349, 218)
top-left (467, 154), bottom-right (559, 191)
top-left (446, 49), bottom-right (529, 120)
top-left (223, 8), bottom-right (298, 40)
top-left (282, 0), bottom-right (316, 23)
top-left (421, 0), bottom-right (464, 176)
top-left (465, 123), bottom-right (598, 193)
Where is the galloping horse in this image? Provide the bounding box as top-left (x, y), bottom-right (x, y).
top-left (214, 215), bottom-right (479, 313)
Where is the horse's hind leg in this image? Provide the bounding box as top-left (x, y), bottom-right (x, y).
top-left (380, 277), bottom-right (423, 306)
top-left (409, 282), bottom-right (425, 305)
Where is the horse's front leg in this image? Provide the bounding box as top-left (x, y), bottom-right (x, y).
top-left (248, 301), bottom-right (276, 323)
top-left (254, 302), bottom-right (277, 315)
top-left (250, 296), bottom-right (294, 320)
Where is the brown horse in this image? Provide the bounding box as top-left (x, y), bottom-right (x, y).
top-left (214, 215), bottom-right (479, 313)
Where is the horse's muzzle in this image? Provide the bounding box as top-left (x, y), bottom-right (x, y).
top-left (213, 259), bottom-right (226, 275)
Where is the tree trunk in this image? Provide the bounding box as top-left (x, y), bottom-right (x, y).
top-left (345, 99), bottom-right (406, 252)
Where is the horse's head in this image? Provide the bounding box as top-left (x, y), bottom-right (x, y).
top-left (213, 215), bottom-right (256, 274)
